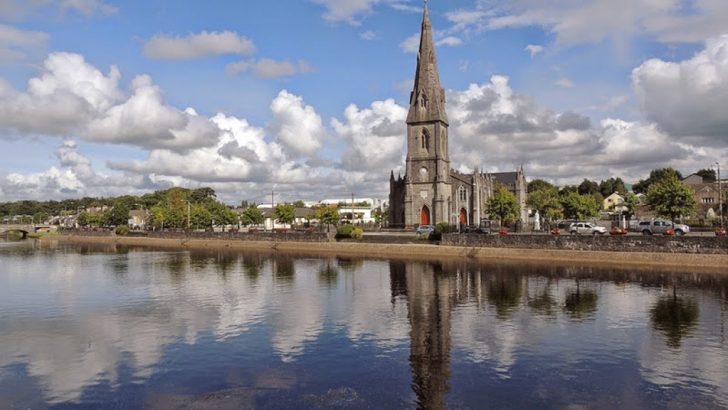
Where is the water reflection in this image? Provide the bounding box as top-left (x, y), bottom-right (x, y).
top-left (563, 280), bottom-right (599, 320)
top-left (1, 242), bottom-right (727, 408)
top-left (650, 286), bottom-right (700, 348)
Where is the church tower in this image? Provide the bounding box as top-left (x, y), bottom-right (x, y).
top-left (403, 3), bottom-right (451, 227)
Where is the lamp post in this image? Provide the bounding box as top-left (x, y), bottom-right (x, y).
top-left (717, 161), bottom-right (723, 230)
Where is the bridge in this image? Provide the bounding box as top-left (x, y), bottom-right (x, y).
top-left (0, 224), bottom-right (37, 239)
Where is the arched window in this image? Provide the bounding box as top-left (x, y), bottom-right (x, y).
top-left (421, 129), bottom-right (430, 151)
top-left (459, 186), bottom-right (467, 202)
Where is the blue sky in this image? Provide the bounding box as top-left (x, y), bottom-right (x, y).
top-left (1, 0), bottom-right (727, 204)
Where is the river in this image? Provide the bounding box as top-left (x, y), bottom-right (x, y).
top-left (1, 239), bottom-right (727, 409)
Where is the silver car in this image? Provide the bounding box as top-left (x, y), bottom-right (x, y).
top-left (569, 222), bottom-right (607, 235)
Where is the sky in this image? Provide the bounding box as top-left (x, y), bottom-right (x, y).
top-left (0, 0), bottom-right (727, 205)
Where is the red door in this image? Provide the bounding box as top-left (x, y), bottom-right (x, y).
top-left (421, 205), bottom-right (430, 225)
top-left (459, 208), bottom-right (468, 225)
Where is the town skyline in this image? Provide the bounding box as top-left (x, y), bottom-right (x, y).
top-left (0, 0), bottom-right (727, 204)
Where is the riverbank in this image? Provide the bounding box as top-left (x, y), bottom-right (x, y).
top-left (40, 233), bottom-right (728, 272)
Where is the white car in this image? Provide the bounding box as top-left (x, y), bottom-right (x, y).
top-left (569, 222), bottom-right (607, 235)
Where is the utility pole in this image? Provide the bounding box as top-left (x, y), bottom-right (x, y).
top-left (717, 161), bottom-right (723, 230)
top-left (187, 201), bottom-right (191, 230)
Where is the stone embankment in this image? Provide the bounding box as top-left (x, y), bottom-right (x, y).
top-left (45, 230), bottom-right (728, 271)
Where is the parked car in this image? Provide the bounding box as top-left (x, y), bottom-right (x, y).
top-left (415, 224), bottom-right (435, 235)
top-left (464, 223), bottom-right (491, 234)
top-left (569, 222), bottom-right (607, 235)
top-left (637, 219), bottom-right (689, 236)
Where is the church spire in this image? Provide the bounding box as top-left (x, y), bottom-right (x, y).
top-left (407, 1), bottom-right (448, 125)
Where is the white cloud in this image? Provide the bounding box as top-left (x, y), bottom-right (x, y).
top-left (555, 77), bottom-right (575, 88)
top-left (310, 0), bottom-right (378, 24)
top-left (0, 52), bottom-right (220, 152)
top-left (360, 30), bottom-right (377, 40)
top-left (269, 90), bottom-right (326, 158)
top-left (445, 75), bottom-right (715, 184)
top-left (478, 0), bottom-right (728, 46)
top-left (331, 98), bottom-right (407, 172)
top-left (143, 31), bottom-right (256, 60)
top-left (226, 58), bottom-right (313, 79)
top-left (0, 140), bottom-right (147, 200)
top-left (0, 23), bottom-right (48, 61)
top-left (59, 0), bottom-right (117, 16)
top-left (400, 32), bottom-right (420, 53)
top-left (436, 36), bottom-right (463, 47)
top-left (524, 44), bottom-right (544, 57)
top-left (0, 0), bottom-right (116, 18)
top-left (632, 34), bottom-right (728, 146)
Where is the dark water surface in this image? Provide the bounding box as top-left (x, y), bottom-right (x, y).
top-left (1, 239), bottom-right (727, 409)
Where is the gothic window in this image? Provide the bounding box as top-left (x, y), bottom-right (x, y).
top-left (421, 129), bottom-right (430, 151)
top-left (459, 186), bottom-right (467, 202)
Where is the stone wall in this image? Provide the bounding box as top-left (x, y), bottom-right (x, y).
top-left (442, 233), bottom-right (728, 255)
top-left (145, 230), bottom-right (331, 243)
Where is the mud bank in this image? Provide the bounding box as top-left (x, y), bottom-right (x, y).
top-left (41, 234), bottom-right (728, 272)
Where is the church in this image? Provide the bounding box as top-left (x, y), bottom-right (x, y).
top-left (389, 4), bottom-right (528, 229)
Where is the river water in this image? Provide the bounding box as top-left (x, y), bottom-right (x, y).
top-left (0, 239), bottom-right (727, 409)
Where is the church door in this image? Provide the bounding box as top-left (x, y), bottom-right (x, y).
top-left (421, 205), bottom-right (431, 225)
top-left (459, 208), bottom-right (468, 225)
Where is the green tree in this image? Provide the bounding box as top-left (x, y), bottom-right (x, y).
top-left (633, 168), bottom-right (683, 194)
top-left (190, 204), bottom-right (212, 229)
top-left (646, 174), bottom-right (697, 224)
top-left (527, 179), bottom-right (555, 193)
top-left (292, 200), bottom-right (306, 208)
top-left (190, 187), bottom-right (216, 203)
top-left (206, 200), bottom-right (236, 227)
top-left (560, 192), bottom-right (600, 220)
top-left (77, 211), bottom-right (89, 227)
top-left (623, 192), bottom-right (641, 217)
top-left (577, 179), bottom-right (599, 195)
top-left (311, 205), bottom-right (340, 231)
top-left (526, 186), bottom-right (562, 223)
top-left (599, 177), bottom-right (627, 197)
top-left (241, 206), bottom-right (264, 226)
top-left (103, 204), bottom-right (130, 227)
top-left (273, 203), bottom-right (296, 227)
top-left (486, 186), bottom-right (521, 226)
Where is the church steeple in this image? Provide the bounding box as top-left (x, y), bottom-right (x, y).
top-left (407, 2), bottom-right (448, 125)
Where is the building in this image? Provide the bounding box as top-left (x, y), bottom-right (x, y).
top-left (682, 173), bottom-right (726, 219)
top-left (602, 192), bottom-right (626, 212)
top-left (389, 5), bottom-right (527, 229)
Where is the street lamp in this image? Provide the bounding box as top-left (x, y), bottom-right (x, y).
top-left (717, 162), bottom-right (723, 230)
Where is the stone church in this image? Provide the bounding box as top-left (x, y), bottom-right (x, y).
top-left (389, 4), bottom-right (528, 228)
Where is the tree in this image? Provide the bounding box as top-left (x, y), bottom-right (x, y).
top-left (560, 192), bottom-right (600, 220)
top-left (486, 186), bottom-right (521, 226)
top-left (273, 203), bottom-right (296, 227)
top-left (292, 200), bottom-right (306, 208)
top-left (241, 206), bottom-right (264, 226)
top-left (646, 174), bottom-right (697, 224)
top-left (190, 187), bottom-right (216, 203)
top-left (577, 179), bottom-right (599, 195)
top-left (527, 179), bottom-right (555, 193)
top-left (633, 168), bottom-right (683, 194)
top-left (599, 177), bottom-right (627, 197)
top-left (103, 204), bottom-right (130, 227)
top-left (311, 205), bottom-right (339, 231)
top-left (190, 204), bottom-right (212, 229)
top-left (526, 186), bottom-right (562, 222)
top-left (623, 192), bottom-right (641, 218)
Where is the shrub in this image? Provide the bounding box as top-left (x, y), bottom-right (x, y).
top-left (351, 226), bottom-right (364, 239)
top-left (115, 225), bottom-right (130, 236)
top-left (337, 224), bottom-right (354, 236)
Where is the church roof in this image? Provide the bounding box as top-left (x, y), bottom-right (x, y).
top-left (406, 3), bottom-right (448, 125)
top-left (489, 172), bottom-right (520, 186)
